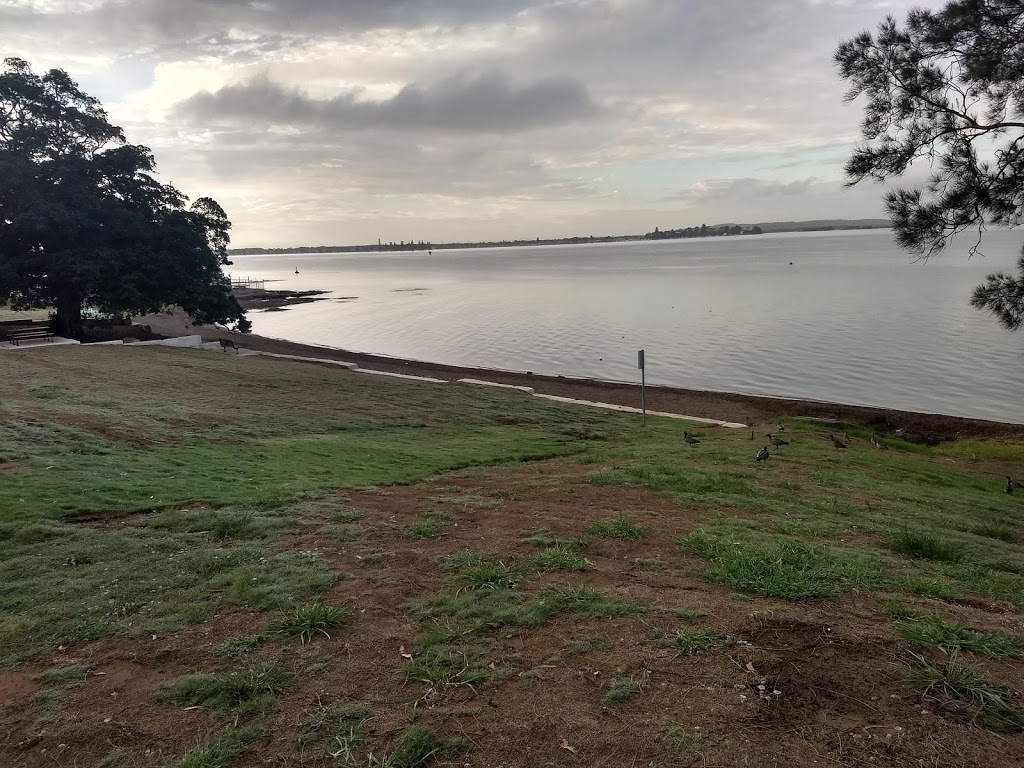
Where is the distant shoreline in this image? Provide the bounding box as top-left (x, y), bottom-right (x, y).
top-left (229, 219), bottom-right (891, 256)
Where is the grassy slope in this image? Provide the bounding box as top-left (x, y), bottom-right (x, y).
top-left (3, 346), bottom-right (1024, 764)
top-left (0, 347), bottom-right (630, 665)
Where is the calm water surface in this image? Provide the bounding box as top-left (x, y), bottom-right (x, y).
top-left (232, 229), bottom-right (1024, 423)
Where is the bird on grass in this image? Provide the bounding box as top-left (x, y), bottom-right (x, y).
top-left (829, 434), bottom-right (847, 450)
top-left (870, 432), bottom-right (888, 451)
top-left (756, 446), bottom-right (769, 462)
top-left (683, 431), bottom-right (700, 446)
top-left (1007, 477), bottom-right (1024, 494)
top-left (767, 433), bottom-right (788, 447)
top-left (776, 423), bottom-right (785, 432)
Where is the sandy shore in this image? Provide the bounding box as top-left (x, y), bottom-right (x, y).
top-left (138, 310), bottom-right (1024, 443)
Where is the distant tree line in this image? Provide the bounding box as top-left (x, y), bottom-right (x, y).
top-left (230, 234), bottom-right (643, 256)
top-left (644, 223), bottom-right (763, 240)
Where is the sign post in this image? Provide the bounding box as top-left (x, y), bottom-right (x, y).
top-left (637, 349), bottom-right (646, 426)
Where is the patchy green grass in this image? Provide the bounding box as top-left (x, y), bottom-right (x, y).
top-left (588, 519), bottom-right (648, 540)
top-left (602, 676), bottom-right (645, 708)
top-left (663, 725), bottom-right (705, 753)
top-left (165, 727), bottom-right (268, 768)
top-left (153, 666), bottom-right (292, 719)
top-left (387, 726), bottom-right (468, 768)
top-left (519, 528), bottom-right (589, 549)
top-left (634, 557), bottom-right (668, 571)
top-left (31, 688), bottom-right (64, 729)
top-left (297, 701), bottom-right (372, 759)
top-left (546, 635), bottom-right (612, 663)
top-left (681, 523), bottom-right (884, 601)
top-left (896, 615), bottom-right (1024, 658)
top-left (268, 601), bottom-right (352, 644)
top-left (323, 524), bottom-right (365, 542)
top-left (39, 664), bottom-right (91, 688)
top-left (889, 530), bottom-right (964, 563)
top-left (525, 548), bottom-right (591, 573)
top-left (654, 628), bottom-right (726, 656)
top-left (456, 564), bottom-right (520, 591)
top-left (402, 520), bottom-right (450, 540)
top-left (214, 634), bottom-right (265, 658)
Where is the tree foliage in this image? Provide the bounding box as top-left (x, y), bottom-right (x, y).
top-left (0, 58), bottom-right (248, 337)
top-left (835, 0), bottom-right (1024, 329)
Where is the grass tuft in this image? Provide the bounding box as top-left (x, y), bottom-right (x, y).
top-left (153, 666), bottom-right (292, 718)
top-left (268, 601), bottom-right (351, 644)
top-left (525, 547), bottom-right (591, 573)
top-left (588, 519), bottom-right (648, 540)
top-left (456, 564), bottom-right (520, 591)
top-left (519, 529), bottom-right (589, 549)
top-left (655, 628), bottom-right (725, 656)
top-left (889, 530), bottom-right (964, 562)
top-left (166, 727), bottom-right (268, 768)
top-left (602, 676), bottom-right (645, 708)
top-left (214, 634), bottom-right (265, 658)
top-left (547, 635), bottom-right (612, 663)
top-left (663, 725), bottom-right (705, 753)
top-left (402, 520), bottom-right (450, 540)
top-left (388, 726), bottom-right (468, 768)
top-left (906, 652), bottom-right (1024, 732)
top-left (40, 664), bottom-right (91, 688)
top-left (297, 701), bottom-right (372, 759)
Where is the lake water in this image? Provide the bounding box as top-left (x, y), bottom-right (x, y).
top-left (231, 229), bottom-right (1024, 423)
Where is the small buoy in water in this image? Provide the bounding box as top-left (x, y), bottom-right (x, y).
top-left (789, 262), bottom-right (793, 265)
top-left (295, 268), bottom-right (300, 274)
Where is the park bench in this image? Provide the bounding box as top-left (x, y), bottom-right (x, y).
top-left (9, 325), bottom-right (54, 345)
top-left (219, 338), bottom-right (239, 354)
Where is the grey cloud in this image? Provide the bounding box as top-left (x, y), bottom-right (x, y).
top-left (177, 71), bottom-right (600, 133)
top-left (668, 177), bottom-right (821, 203)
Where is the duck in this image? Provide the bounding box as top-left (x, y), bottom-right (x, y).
top-left (776, 423), bottom-right (785, 432)
top-left (1007, 477), bottom-right (1024, 494)
top-left (756, 446), bottom-right (769, 462)
top-left (829, 434), bottom-right (848, 450)
top-left (683, 431), bottom-right (700, 446)
top-left (767, 433), bottom-right (788, 447)
top-left (870, 432), bottom-right (888, 451)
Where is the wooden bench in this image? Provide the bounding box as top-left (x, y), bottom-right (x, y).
top-left (219, 338), bottom-right (239, 354)
top-left (9, 327), bottom-right (54, 345)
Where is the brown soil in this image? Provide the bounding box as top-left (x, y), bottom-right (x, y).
top-left (2, 461), bottom-right (1021, 768)
top-left (139, 310), bottom-right (1024, 444)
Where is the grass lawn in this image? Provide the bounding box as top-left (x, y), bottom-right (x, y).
top-left (1, 346), bottom-right (1023, 767)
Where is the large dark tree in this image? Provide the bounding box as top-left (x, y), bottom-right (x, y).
top-left (835, 0), bottom-right (1024, 329)
top-left (0, 58), bottom-right (248, 338)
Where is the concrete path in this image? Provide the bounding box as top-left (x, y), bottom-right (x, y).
top-left (532, 393), bottom-right (747, 428)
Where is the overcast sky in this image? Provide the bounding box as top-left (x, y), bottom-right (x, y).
top-left (3, 0), bottom-right (938, 247)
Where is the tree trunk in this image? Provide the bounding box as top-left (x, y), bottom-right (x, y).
top-left (53, 292), bottom-right (83, 339)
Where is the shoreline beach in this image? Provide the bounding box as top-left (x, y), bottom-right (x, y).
top-left (140, 309), bottom-right (1024, 442)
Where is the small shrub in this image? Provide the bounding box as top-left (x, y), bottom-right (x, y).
top-left (896, 615), bottom-right (1024, 658)
top-left (663, 725), bottom-right (704, 753)
top-left (214, 634), bottom-right (265, 658)
top-left (269, 601), bottom-right (351, 644)
top-left (40, 664), bottom-right (91, 688)
top-left (655, 628), bottom-right (725, 656)
top-left (889, 530), bottom-right (963, 563)
top-left (602, 677), bottom-right (644, 708)
top-left (525, 548), bottom-right (591, 573)
top-left (402, 520), bottom-right (449, 540)
top-left (166, 727), bottom-right (267, 768)
top-left (589, 519), bottom-right (648, 540)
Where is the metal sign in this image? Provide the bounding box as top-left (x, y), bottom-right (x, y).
top-left (637, 349), bottom-right (645, 370)
top-left (638, 349), bottom-right (646, 425)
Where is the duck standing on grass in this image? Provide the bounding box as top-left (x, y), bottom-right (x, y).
top-left (767, 433), bottom-right (788, 448)
top-left (776, 423), bottom-right (785, 432)
top-left (1007, 477), bottom-right (1024, 494)
top-left (830, 434), bottom-right (847, 450)
top-left (683, 431), bottom-right (700, 446)
top-left (870, 432), bottom-right (888, 451)
top-left (756, 446), bottom-right (769, 462)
